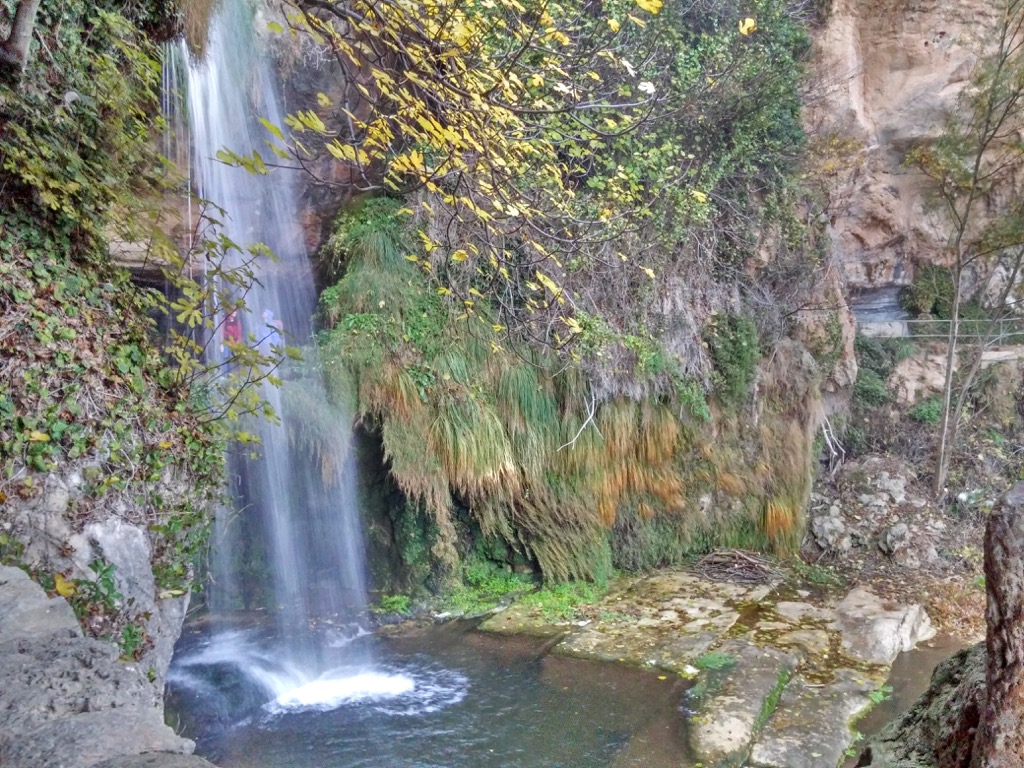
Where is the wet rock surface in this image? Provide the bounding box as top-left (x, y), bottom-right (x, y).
top-left (0, 566), bottom-right (203, 768)
top-left (479, 567), bottom-right (935, 767)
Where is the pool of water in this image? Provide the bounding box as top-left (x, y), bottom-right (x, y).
top-left (166, 621), bottom-right (692, 768)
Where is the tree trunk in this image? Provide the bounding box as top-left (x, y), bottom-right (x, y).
top-left (972, 481), bottom-right (1024, 767)
top-left (0, 0), bottom-right (42, 74)
top-left (933, 265), bottom-right (963, 498)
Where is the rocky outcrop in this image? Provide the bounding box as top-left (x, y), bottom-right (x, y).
top-left (811, 0), bottom-right (999, 288)
top-left (0, 566), bottom-right (215, 768)
top-left (6, 468), bottom-right (192, 687)
top-left (806, 455), bottom-right (951, 569)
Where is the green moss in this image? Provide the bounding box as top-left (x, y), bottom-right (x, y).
top-left (694, 650), bottom-right (736, 671)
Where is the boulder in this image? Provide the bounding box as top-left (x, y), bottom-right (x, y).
top-left (810, 507), bottom-right (852, 554)
top-left (879, 522), bottom-right (911, 555)
top-left (833, 588), bottom-right (935, 665)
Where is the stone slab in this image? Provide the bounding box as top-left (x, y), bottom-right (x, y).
top-left (748, 669), bottom-right (877, 768)
top-left (689, 640), bottom-right (800, 767)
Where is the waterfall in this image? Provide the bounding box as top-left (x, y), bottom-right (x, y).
top-left (166, 0), bottom-right (388, 710)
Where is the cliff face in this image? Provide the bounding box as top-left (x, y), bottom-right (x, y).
top-left (811, 0), bottom-right (999, 288)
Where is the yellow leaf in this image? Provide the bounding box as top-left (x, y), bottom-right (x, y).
top-left (562, 316), bottom-right (582, 334)
top-left (158, 589), bottom-right (187, 599)
top-left (739, 17), bottom-right (757, 35)
top-left (27, 431), bottom-right (50, 443)
top-left (437, 287), bottom-right (452, 295)
top-left (641, 266), bottom-right (656, 279)
top-left (158, 440), bottom-right (172, 449)
top-left (635, 0), bottom-right (662, 14)
top-left (492, 324), bottom-right (505, 332)
top-left (405, 255), bottom-right (420, 262)
top-left (259, 117), bottom-right (284, 140)
top-left (54, 573), bottom-right (76, 598)
top-left (535, 270), bottom-right (561, 297)
top-left (451, 250), bottom-right (470, 262)
top-left (607, 17), bottom-right (621, 31)
top-left (418, 231), bottom-right (438, 252)
top-left (691, 189), bottom-right (708, 203)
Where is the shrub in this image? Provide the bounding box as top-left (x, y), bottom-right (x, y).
top-left (853, 368), bottom-right (890, 408)
top-left (900, 264), bottom-right (954, 318)
top-left (909, 397), bottom-right (943, 424)
top-left (705, 313), bottom-right (761, 411)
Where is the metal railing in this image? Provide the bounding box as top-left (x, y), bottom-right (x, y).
top-left (857, 317), bottom-right (1024, 343)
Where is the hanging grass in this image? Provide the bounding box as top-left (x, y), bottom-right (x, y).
top-left (317, 202), bottom-right (822, 583)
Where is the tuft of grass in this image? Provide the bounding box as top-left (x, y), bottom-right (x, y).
top-left (754, 667), bottom-right (791, 733)
top-left (694, 650), bottom-right (736, 671)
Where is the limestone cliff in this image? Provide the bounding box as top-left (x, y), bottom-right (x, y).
top-left (811, 0), bottom-right (1000, 288)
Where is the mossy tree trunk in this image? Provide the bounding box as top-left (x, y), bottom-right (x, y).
top-left (973, 482), bottom-right (1024, 768)
top-left (0, 0), bottom-right (41, 75)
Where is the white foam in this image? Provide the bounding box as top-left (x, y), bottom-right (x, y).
top-left (266, 671), bottom-right (416, 713)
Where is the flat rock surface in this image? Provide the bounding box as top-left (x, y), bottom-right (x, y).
top-left (747, 669), bottom-right (877, 768)
top-left (477, 570), bottom-right (933, 767)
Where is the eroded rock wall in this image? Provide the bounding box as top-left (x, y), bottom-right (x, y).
top-left (811, 0), bottom-right (1000, 288)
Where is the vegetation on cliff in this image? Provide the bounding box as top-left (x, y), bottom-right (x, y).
top-left (0, 0), bottom-right (265, 654)
top-left (273, 0), bottom-right (836, 586)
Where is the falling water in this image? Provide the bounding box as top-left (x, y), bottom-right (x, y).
top-left (166, 0), bottom-right (392, 711)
